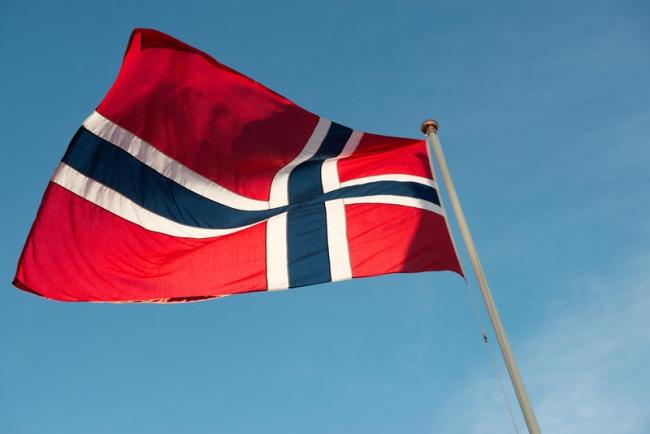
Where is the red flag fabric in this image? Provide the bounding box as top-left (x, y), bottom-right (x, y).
top-left (14, 29), bottom-right (462, 303)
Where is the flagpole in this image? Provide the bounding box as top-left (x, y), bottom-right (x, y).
top-left (421, 120), bottom-right (541, 434)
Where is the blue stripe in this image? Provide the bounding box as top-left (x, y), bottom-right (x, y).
top-left (288, 122), bottom-right (352, 201)
top-left (62, 128), bottom-right (280, 228)
top-left (286, 203), bottom-right (330, 286)
top-left (286, 123), bottom-right (353, 286)
top-left (61, 127), bottom-right (440, 233)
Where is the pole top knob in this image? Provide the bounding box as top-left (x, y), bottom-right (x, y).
top-left (421, 119), bottom-right (439, 135)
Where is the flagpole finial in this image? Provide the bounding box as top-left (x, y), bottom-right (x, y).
top-left (421, 119), bottom-right (439, 135)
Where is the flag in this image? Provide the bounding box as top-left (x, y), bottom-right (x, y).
top-left (14, 29), bottom-right (462, 303)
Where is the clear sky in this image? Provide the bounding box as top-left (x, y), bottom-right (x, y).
top-left (1, 1), bottom-right (649, 433)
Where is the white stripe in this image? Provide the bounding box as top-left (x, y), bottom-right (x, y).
top-left (340, 174), bottom-right (437, 189)
top-left (320, 131), bottom-right (362, 281)
top-left (52, 163), bottom-right (256, 239)
top-left (343, 195), bottom-right (444, 216)
top-left (83, 112), bottom-right (269, 211)
top-left (266, 213), bottom-right (289, 290)
top-left (325, 200), bottom-right (352, 281)
top-left (339, 130), bottom-right (364, 159)
top-left (320, 159), bottom-right (340, 193)
top-left (268, 118), bottom-right (331, 207)
top-left (321, 131), bottom-right (363, 193)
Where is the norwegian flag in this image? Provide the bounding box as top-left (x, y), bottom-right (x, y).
top-left (14, 29), bottom-right (462, 302)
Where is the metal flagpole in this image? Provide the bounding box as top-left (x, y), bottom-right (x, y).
top-left (421, 119), bottom-right (542, 434)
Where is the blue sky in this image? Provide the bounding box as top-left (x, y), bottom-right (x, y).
top-left (1, 1), bottom-right (649, 433)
